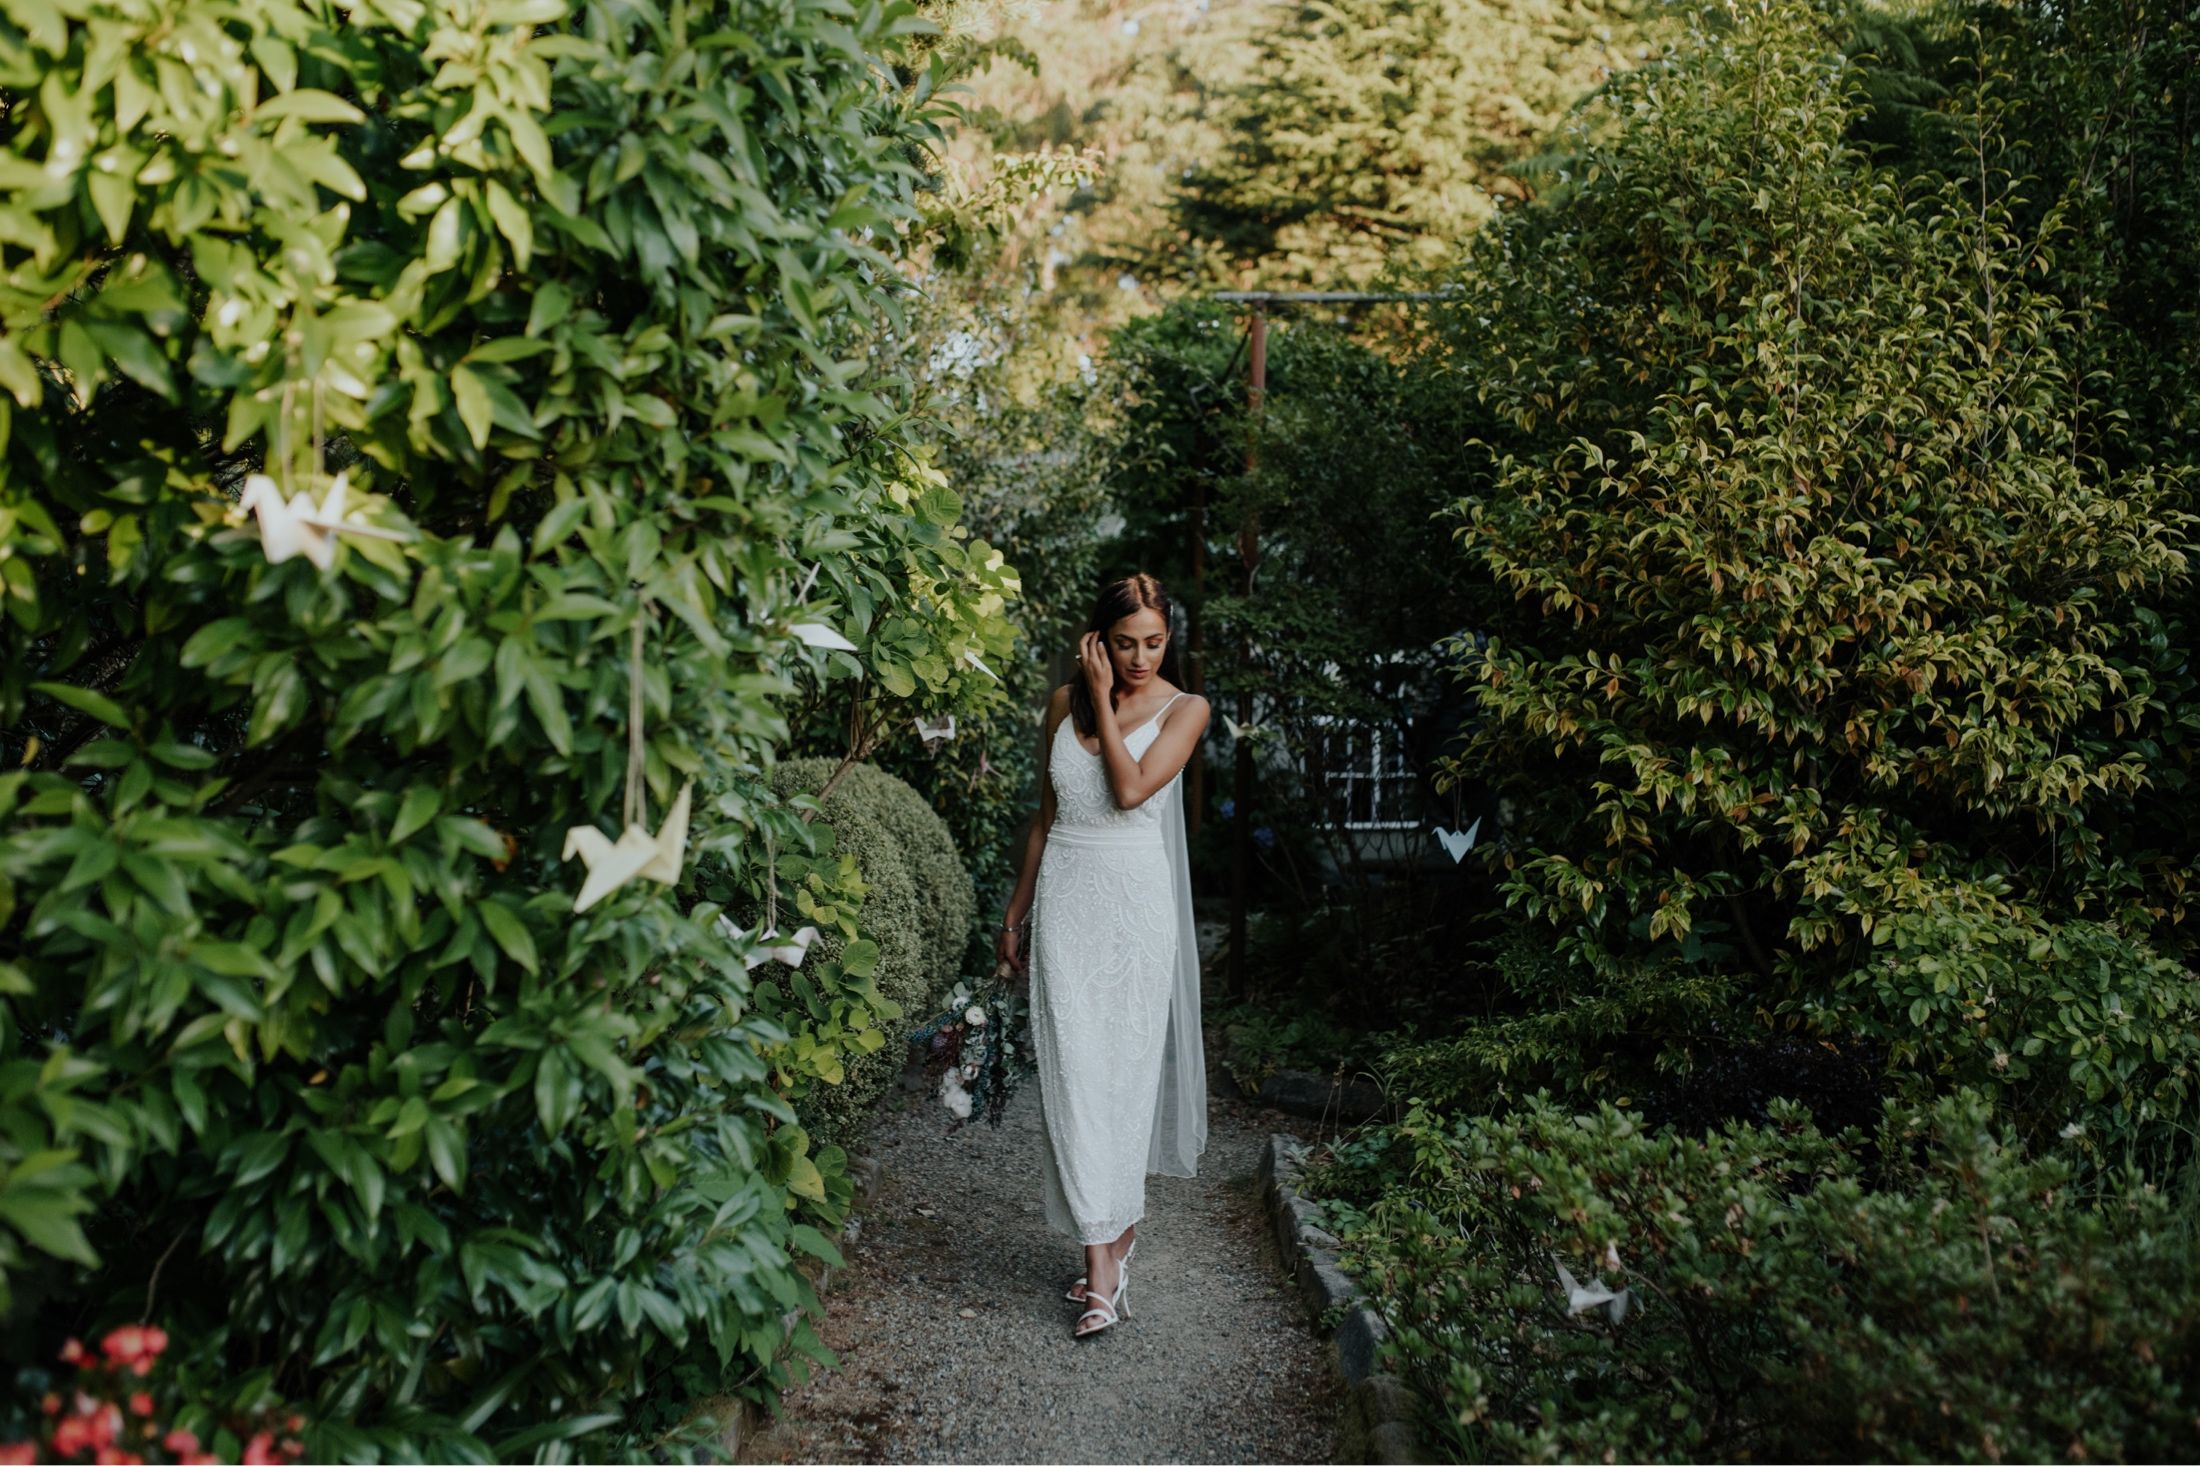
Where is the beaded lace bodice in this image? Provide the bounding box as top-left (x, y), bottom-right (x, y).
top-left (1048, 692), bottom-right (1187, 832)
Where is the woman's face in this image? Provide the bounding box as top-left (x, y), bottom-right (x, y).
top-left (1105, 607), bottom-right (1168, 688)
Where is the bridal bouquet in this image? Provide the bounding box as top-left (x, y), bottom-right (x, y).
top-left (908, 959), bottom-right (1036, 1129)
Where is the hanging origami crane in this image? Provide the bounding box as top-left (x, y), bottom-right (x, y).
top-left (963, 648), bottom-right (999, 682)
top-left (1223, 714), bottom-right (1266, 742)
top-left (561, 780), bottom-right (694, 913)
top-left (789, 622), bottom-right (857, 652)
top-left (1552, 1252), bottom-right (1633, 1325)
top-left (236, 472), bottom-right (410, 570)
top-left (715, 915), bottom-right (821, 970)
top-left (914, 714), bottom-right (956, 746)
top-left (1433, 817), bottom-right (1483, 863)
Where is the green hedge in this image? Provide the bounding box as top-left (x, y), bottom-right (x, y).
top-left (1318, 1092), bottom-right (2200, 1463)
top-left (767, 757), bottom-right (971, 1147)
top-left (838, 760), bottom-right (976, 996)
top-left (0, 0), bottom-right (1002, 1454)
top-left (1436, 0), bottom-right (2198, 1158)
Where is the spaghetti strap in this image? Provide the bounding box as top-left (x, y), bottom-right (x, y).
top-left (1150, 690), bottom-right (1187, 733)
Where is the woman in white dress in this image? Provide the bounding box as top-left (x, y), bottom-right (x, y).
top-left (996, 572), bottom-right (1212, 1338)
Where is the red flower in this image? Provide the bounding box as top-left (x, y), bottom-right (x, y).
top-left (98, 1327), bottom-right (167, 1370)
top-left (0, 1443), bottom-right (37, 1465)
top-left (161, 1431), bottom-right (199, 1456)
top-left (53, 1416), bottom-right (94, 1456)
top-left (127, 1394), bottom-right (154, 1418)
top-left (242, 1431), bottom-right (277, 1466)
top-left (94, 1450), bottom-right (144, 1465)
top-left (40, 1395), bottom-right (61, 1416)
top-left (59, 1337), bottom-right (86, 1364)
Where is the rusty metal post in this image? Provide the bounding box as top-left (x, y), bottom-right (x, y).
top-left (1229, 309), bottom-right (1266, 998)
top-left (1188, 484), bottom-right (1206, 839)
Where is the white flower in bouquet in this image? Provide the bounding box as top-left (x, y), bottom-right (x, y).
top-left (964, 1004), bottom-right (987, 1027)
top-left (939, 1068), bottom-right (972, 1119)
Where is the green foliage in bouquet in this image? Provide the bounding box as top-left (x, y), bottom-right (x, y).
top-left (0, 0), bottom-right (1020, 1452)
top-left (1434, 0), bottom-right (2198, 1156)
top-left (1322, 1090), bottom-right (2200, 1463)
top-left (908, 970), bottom-right (1033, 1129)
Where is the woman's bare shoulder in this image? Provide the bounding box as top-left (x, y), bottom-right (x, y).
top-left (1163, 687), bottom-right (1210, 727)
top-left (1166, 685), bottom-right (1208, 711)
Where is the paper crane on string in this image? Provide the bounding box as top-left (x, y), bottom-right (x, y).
top-left (914, 714), bottom-right (955, 747)
top-left (563, 781), bottom-right (693, 913)
top-left (789, 621), bottom-right (857, 652)
top-left (1223, 714), bottom-right (1267, 743)
top-left (562, 617), bottom-right (695, 912)
top-left (1433, 816), bottom-right (1483, 863)
top-left (1553, 1246), bottom-right (1634, 1325)
top-left (237, 471), bottom-right (411, 570)
top-left (715, 915), bottom-right (822, 970)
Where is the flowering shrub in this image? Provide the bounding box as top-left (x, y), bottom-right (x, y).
top-left (3, 1327), bottom-right (304, 1465)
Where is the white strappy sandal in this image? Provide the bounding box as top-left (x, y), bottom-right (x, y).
top-left (1065, 1234), bottom-right (1135, 1301)
top-left (1073, 1262), bottom-right (1130, 1338)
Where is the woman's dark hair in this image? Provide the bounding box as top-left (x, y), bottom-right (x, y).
top-left (1067, 573), bottom-right (1183, 739)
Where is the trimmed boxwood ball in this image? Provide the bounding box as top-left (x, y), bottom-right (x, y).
top-left (769, 758), bottom-right (974, 1146)
top-left (837, 760), bottom-right (978, 996)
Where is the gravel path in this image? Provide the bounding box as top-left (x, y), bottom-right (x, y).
top-left (743, 1072), bottom-right (1340, 1463)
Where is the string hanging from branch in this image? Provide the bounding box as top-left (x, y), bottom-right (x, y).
top-left (563, 610), bottom-right (694, 913)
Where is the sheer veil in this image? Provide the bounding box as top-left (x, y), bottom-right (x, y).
top-left (1146, 757), bottom-right (1209, 1177)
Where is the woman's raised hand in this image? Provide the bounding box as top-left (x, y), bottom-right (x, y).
top-left (1077, 631), bottom-right (1114, 702)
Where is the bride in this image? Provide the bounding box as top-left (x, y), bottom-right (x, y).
top-left (996, 572), bottom-right (1212, 1339)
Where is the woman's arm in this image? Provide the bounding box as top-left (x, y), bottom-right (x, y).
top-left (1093, 693), bottom-right (1210, 811)
top-left (1072, 632), bottom-right (1212, 811)
top-left (997, 686), bottom-right (1066, 974)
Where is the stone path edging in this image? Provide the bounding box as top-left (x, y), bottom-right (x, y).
top-left (1260, 1134), bottom-right (1426, 1465)
top-left (1250, 1067), bottom-right (1390, 1126)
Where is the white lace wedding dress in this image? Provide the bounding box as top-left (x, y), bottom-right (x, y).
top-left (1029, 690), bottom-right (1209, 1245)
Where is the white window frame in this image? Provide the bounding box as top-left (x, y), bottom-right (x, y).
top-left (1303, 713), bottom-right (1421, 831)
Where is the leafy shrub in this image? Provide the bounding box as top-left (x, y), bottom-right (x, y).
top-left (836, 760), bottom-right (976, 997)
top-left (767, 757), bottom-right (964, 1147)
top-left (0, 0), bottom-right (1004, 1452)
top-left (1327, 1090), bottom-right (2200, 1463)
top-left (1435, 0), bottom-right (2198, 1156)
top-left (3, 1324), bottom-right (304, 1465)
top-left (1378, 926), bottom-right (1752, 1112)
